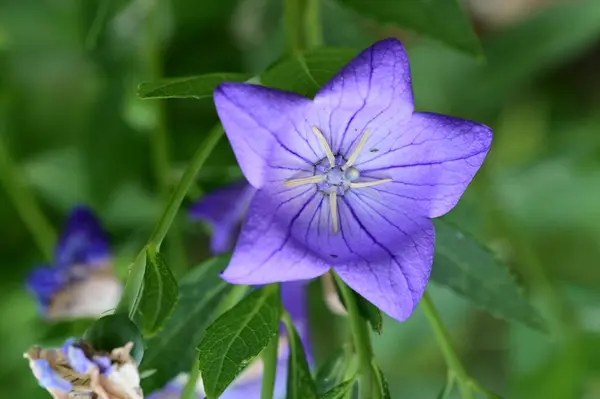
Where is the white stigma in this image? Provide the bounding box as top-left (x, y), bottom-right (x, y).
top-left (283, 175), bottom-right (325, 187)
top-left (282, 126), bottom-right (392, 235)
top-left (345, 129), bottom-right (370, 168)
top-left (329, 191), bottom-right (338, 233)
top-left (349, 178), bottom-right (392, 189)
top-left (312, 126), bottom-right (335, 167)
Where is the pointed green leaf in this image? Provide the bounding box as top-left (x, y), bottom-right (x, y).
top-left (431, 219), bottom-right (545, 331)
top-left (138, 247), bottom-right (178, 337)
top-left (140, 256), bottom-right (232, 393)
top-left (355, 292), bottom-right (383, 335)
top-left (337, 0), bottom-right (481, 56)
top-left (261, 48), bottom-right (357, 97)
top-left (282, 312), bottom-right (318, 399)
top-left (318, 379), bottom-right (355, 399)
top-left (137, 73), bottom-right (251, 99)
top-left (198, 285), bottom-right (282, 399)
top-left (372, 363), bottom-right (391, 399)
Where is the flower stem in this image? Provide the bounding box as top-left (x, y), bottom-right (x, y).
top-left (0, 134), bottom-right (56, 261)
top-left (261, 331), bottom-right (279, 399)
top-left (304, 0), bottom-right (322, 50)
top-left (145, 0), bottom-right (188, 274)
top-left (181, 357), bottom-right (201, 399)
top-left (421, 292), bottom-right (473, 399)
top-left (115, 124), bottom-right (224, 318)
top-left (283, 0), bottom-right (302, 54)
top-left (333, 272), bottom-right (373, 398)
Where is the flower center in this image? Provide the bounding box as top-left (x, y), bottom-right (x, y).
top-left (314, 156), bottom-right (361, 196)
top-left (284, 126), bottom-right (392, 234)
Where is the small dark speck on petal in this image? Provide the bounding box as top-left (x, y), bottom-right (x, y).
top-left (370, 148), bottom-right (379, 153)
top-left (330, 254), bottom-right (338, 258)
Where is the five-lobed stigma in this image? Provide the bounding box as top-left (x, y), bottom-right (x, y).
top-left (284, 126), bottom-right (392, 233)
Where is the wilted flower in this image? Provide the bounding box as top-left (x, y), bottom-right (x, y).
top-left (25, 339), bottom-right (143, 399)
top-left (147, 281), bottom-right (311, 399)
top-left (213, 38), bottom-right (492, 321)
top-left (26, 206), bottom-right (122, 320)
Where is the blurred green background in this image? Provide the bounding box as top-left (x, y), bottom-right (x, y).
top-left (1, 0), bottom-right (600, 398)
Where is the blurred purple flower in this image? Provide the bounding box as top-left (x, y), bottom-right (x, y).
top-left (148, 281), bottom-right (311, 399)
top-left (26, 206), bottom-right (122, 320)
top-left (213, 38), bottom-right (492, 321)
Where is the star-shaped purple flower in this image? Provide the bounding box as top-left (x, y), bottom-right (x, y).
top-left (213, 38), bottom-right (492, 321)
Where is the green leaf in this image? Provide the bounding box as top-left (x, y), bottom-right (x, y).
top-left (371, 363), bottom-right (391, 399)
top-left (355, 292), bottom-right (383, 335)
top-left (198, 284), bottom-right (282, 399)
top-left (282, 312), bottom-right (318, 399)
top-left (137, 73), bottom-right (251, 100)
top-left (431, 219), bottom-right (545, 331)
top-left (140, 256), bottom-right (232, 393)
top-left (261, 48), bottom-right (357, 97)
top-left (137, 247), bottom-right (178, 337)
top-left (318, 379), bottom-right (355, 399)
top-left (83, 314), bottom-right (145, 364)
top-left (331, 282), bottom-right (383, 334)
top-left (338, 0), bottom-right (481, 56)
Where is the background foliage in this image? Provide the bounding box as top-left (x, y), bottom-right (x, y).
top-left (1, 0), bottom-right (600, 397)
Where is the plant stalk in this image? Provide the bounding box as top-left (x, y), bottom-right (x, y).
top-left (260, 333), bottom-right (279, 399)
top-left (421, 292), bottom-right (473, 399)
top-left (0, 134), bottom-right (56, 261)
top-left (333, 272), bottom-right (373, 398)
top-left (115, 124), bottom-right (224, 317)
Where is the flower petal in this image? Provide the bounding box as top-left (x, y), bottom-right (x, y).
top-left (189, 181), bottom-right (256, 254)
top-left (221, 187), bottom-right (330, 284)
top-left (214, 83), bottom-right (318, 188)
top-left (26, 266), bottom-right (67, 311)
top-left (355, 112), bottom-right (492, 218)
top-left (332, 190), bottom-right (435, 321)
top-left (55, 206), bottom-right (110, 268)
top-left (31, 359), bottom-right (72, 392)
top-left (313, 38), bottom-right (414, 156)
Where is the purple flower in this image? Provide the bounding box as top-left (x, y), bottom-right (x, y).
top-left (26, 206), bottom-right (122, 320)
top-left (189, 182), bottom-right (256, 254)
top-left (213, 38), bottom-right (492, 321)
top-left (148, 281), bottom-right (311, 399)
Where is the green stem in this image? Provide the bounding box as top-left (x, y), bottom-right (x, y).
top-left (304, 0), bottom-right (322, 50)
top-left (421, 292), bottom-right (473, 399)
top-left (181, 357), bottom-right (201, 399)
top-left (283, 0), bottom-right (303, 54)
top-left (146, 0), bottom-right (188, 274)
top-left (115, 124), bottom-right (224, 317)
top-left (261, 332), bottom-right (279, 399)
top-left (333, 272), bottom-right (373, 399)
top-left (0, 135), bottom-right (56, 261)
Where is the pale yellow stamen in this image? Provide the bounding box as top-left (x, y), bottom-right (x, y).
top-left (312, 126), bottom-right (335, 167)
top-left (345, 129), bottom-right (370, 168)
top-left (349, 178), bottom-right (392, 189)
top-left (329, 192), bottom-right (338, 233)
top-left (283, 175), bottom-right (325, 187)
